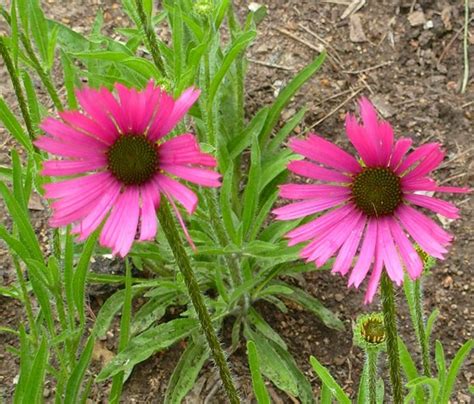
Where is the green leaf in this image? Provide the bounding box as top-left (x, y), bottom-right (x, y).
top-left (10, 0), bottom-right (19, 65)
top-left (309, 355), bottom-right (350, 404)
top-left (267, 107), bottom-right (307, 155)
top-left (97, 318), bottom-right (198, 381)
top-left (440, 339), bottom-right (473, 403)
top-left (0, 97), bottom-right (33, 152)
top-left (164, 339), bottom-right (209, 404)
top-left (260, 51), bottom-right (326, 146)
top-left (276, 282), bottom-right (344, 331)
top-left (64, 336), bottom-right (94, 403)
top-left (398, 337), bottom-right (425, 404)
top-left (247, 340), bottom-right (271, 404)
top-left (247, 308), bottom-right (287, 349)
top-left (61, 50), bottom-right (78, 109)
top-left (0, 182), bottom-right (42, 261)
top-left (425, 309), bottom-right (440, 346)
top-left (241, 136), bottom-right (261, 238)
top-left (208, 30), bottom-right (256, 105)
top-left (29, 0), bottom-right (49, 64)
top-left (23, 337), bottom-right (49, 404)
top-left (21, 70), bottom-right (41, 131)
top-left (406, 377), bottom-right (440, 401)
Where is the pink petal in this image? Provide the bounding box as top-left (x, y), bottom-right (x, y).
top-left (390, 138), bottom-right (412, 170)
top-left (160, 164), bottom-right (221, 187)
top-left (286, 204), bottom-right (355, 246)
top-left (396, 205), bottom-right (451, 259)
top-left (97, 86), bottom-right (129, 135)
top-left (364, 236), bottom-right (383, 304)
top-left (405, 193), bottom-right (460, 219)
top-left (166, 193), bottom-right (196, 251)
top-left (159, 134), bottom-right (217, 167)
top-left (378, 121), bottom-right (394, 167)
top-left (388, 218), bottom-right (423, 280)
top-left (358, 98), bottom-right (385, 166)
top-left (273, 195), bottom-right (349, 220)
top-left (301, 210), bottom-right (363, 266)
top-left (379, 217), bottom-right (404, 286)
top-left (287, 160), bottom-right (351, 183)
top-left (41, 158), bottom-right (107, 176)
top-left (348, 218), bottom-right (377, 288)
top-left (332, 215), bottom-right (366, 275)
top-left (402, 176), bottom-right (437, 192)
top-left (44, 172), bottom-right (112, 199)
top-left (139, 183), bottom-right (160, 241)
top-left (73, 181), bottom-right (121, 241)
top-left (435, 186), bottom-right (470, 194)
top-left (345, 113), bottom-right (378, 166)
top-left (35, 137), bottom-right (105, 159)
top-left (59, 111), bottom-right (116, 145)
top-left (160, 87), bottom-right (201, 135)
top-left (289, 133), bottom-right (361, 174)
top-left (75, 87), bottom-right (118, 135)
top-left (396, 143), bottom-right (439, 175)
top-left (279, 184), bottom-right (351, 200)
top-left (147, 91), bottom-right (175, 141)
top-left (154, 174), bottom-right (198, 214)
top-left (402, 145), bottom-right (444, 180)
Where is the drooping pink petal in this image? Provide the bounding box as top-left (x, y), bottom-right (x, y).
top-left (159, 134), bottom-right (217, 167)
top-left (73, 181), bottom-right (121, 241)
top-left (154, 174), bottom-right (198, 214)
top-left (35, 136), bottom-right (105, 159)
top-left (139, 183), bottom-right (160, 241)
top-left (43, 172), bottom-right (112, 199)
top-left (147, 91), bottom-right (175, 141)
top-left (435, 186), bottom-right (470, 194)
top-left (289, 134), bottom-right (361, 174)
top-left (332, 215), bottom-right (366, 275)
top-left (160, 164), bottom-right (221, 187)
top-left (348, 218), bottom-right (377, 288)
top-left (379, 217), bottom-right (404, 286)
top-left (41, 157), bottom-right (107, 176)
top-left (388, 218), bottom-right (423, 280)
top-left (378, 121), bottom-right (394, 167)
top-left (390, 138), bottom-right (413, 170)
top-left (59, 111), bottom-right (116, 145)
top-left (273, 195), bottom-right (349, 220)
top-left (287, 160), bottom-right (351, 183)
top-left (165, 192), bottom-right (196, 251)
top-left (279, 184), bottom-right (351, 200)
top-left (160, 87), bottom-right (201, 136)
top-left (401, 176), bottom-right (437, 192)
top-left (286, 204), bottom-right (355, 246)
top-left (364, 235), bottom-right (383, 304)
top-left (396, 205), bottom-right (450, 259)
top-left (405, 193), bottom-right (460, 219)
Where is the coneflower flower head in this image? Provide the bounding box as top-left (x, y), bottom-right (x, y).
top-left (274, 98), bottom-right (469, 303)
top-left (36, 82), bottom-right (220, 257)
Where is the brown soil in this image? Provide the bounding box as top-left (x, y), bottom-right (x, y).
top-left (0, 0), bottom-right (473, 403)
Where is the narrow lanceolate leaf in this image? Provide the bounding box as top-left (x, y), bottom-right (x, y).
top-left (398, 337), bottom-right (424, 404)
top-left (28, 0), bottom-right (49, 65)
top-left (309, 356), bottom-right (351, 404)
top-left (247, 340), bottom-right (271, 404)
top-left (97, 318), bottom-right (198, 381)
top-left (440, 339), bottom-right (473, 403)
top-left (164, 340), bottom-right (209, 404)
top-left (241, 136), bottom-right (261, 238)
top-left (260, 51), bottom-right (326, 146)
top-left (64, 336), bottom-right (94, 403)
top-left (0, 97), bottom-right (33, 152)
top-left (23, 338), bottom-right (49, 404)
top-left (0, 182), bottom-right (42, 261)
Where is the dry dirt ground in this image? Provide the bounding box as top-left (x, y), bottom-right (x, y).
top-left (0, 0), bottom-right (473, 403)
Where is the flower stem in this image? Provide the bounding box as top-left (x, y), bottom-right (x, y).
top-left (157, 199), bottom-right (240, 404)
top-left (381, 272), bottom-right (403, 404)
top-left (414, 278), bottom-right (431, 376)
top-left (367, 349), bottom-right (378, 404)
top-left (133, 0), bottom-right (165, 76)
top-left (0, 36), bottom-right (35, 141)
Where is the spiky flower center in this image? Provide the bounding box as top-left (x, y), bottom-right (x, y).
top-left (352, 167), bottom-right (402, 217)
top-left (107, 135), bottom-right (158, 186)
top-left (361, 317), bottom-right (386, 344)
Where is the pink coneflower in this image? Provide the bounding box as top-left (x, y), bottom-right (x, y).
top-left (36, 82), bottom-right (220, 257)
top-left (274, 98), bottom-right (468, 303)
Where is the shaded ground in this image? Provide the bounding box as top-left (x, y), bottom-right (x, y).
top-left (0, 0), bottom-right (472, 402)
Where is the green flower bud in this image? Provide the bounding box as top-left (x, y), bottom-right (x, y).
top-left (194, 0), bottom-right (213, 16)
top-left (354, 312), bottom-right (386, 351)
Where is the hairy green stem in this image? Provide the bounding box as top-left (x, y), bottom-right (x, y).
top-left (381, 272), bottom-right (403, 404)
top-left (134, 0), bottom-right (165, 76)
top-left (157, 200), bottom-right (240, 404)
top-left (414, 278), bottom-right (431, 376)
top-left (0, 36), bottom-right (35, 140)
top-left (367, 349), bottom-right (378, 404)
